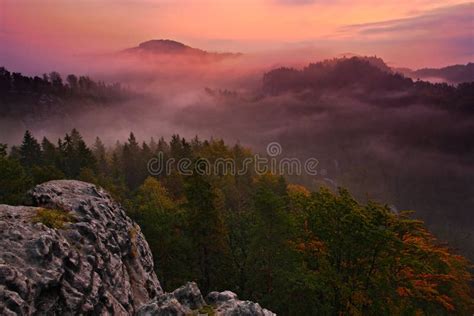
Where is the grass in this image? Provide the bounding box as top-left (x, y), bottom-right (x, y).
top-left (32, 208), bottom-right (75, 229)
top-left (196, 305), bottom-right (216, 316)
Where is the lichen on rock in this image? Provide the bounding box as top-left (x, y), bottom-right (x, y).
top-left (0, 180), bottom-right (161, 315)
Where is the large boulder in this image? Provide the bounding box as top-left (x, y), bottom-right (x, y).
top-left (136, 282), bottom-right (205, 316)
top-left (0, 180), bottom-right (162, 315)
top-left (207, 291), bottom-right (275, 316)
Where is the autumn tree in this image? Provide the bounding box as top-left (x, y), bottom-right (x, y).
top-left (133, 177), bottom-right (191, 290)
top-left (290, 187), bottom-right (474, 315)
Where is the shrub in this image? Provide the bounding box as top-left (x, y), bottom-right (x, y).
top-left (32, 208), bottom-right (75, 229)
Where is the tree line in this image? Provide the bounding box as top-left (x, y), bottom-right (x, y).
top-left (262, 57), bottom-right (474, 113)
top-left (0, 130), bottom-right (472, 315)
top-left (0, 67), bottom-right (133, 117)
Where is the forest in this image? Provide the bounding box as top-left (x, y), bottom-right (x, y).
top-left (408, 63), bottom-right (474, 85)
top-left (0, 67), bottom-right (133, 118)
top-left (262, 57), bottom-right (474, 114)
top-left (0, 129), bottom-right (472, 315)
top-left (2, 1), bottom-right (473, 314)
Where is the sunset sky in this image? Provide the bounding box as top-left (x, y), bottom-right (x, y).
top-left (1, 0), bottom-right (472, 73)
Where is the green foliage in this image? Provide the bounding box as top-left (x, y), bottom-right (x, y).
top-left (92, 136), bottom-right (108, 175)
top-left (31, 165), bottom-right (65, 185)
top-left (1, 130), bottom-right (472, 314)
top-left (246, 174), bottom-right (296, 309)
top-left (133, 177), bottom-right (192, 290)
top-left (19, 130), bottom-right (42, 168)
top-left (32, 208), bottom-right (75, 229)
top-left (184, 173), bottom-right (231, 293)
top-left (122, 132), bottom-right (147, 189)
top-left (60, 129), bottom-right (96, 178)
top-left (0, 143), bottom-right (7, 158)
top-left (41, 137), bottom-right (59, 166)
top-left (0, 156), bottom-right (32, 205)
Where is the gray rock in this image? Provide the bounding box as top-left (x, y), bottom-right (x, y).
top-left (135, 296), bottom-right (188, 316)
top-left (136, 282), bottom-right (205, 316)
top-left (207, 291), bottom-right (276, 316)
top-left (171, 282), bottom-right (206, 310)
top-left (0, 180), bottom-right (162, 315)
top-left (137, 285), bottom-right (276, 316)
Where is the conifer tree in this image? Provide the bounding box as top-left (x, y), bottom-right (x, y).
top-left (19, 130), bottom-right (41, 168)
top-left (61, 129), bottom-right (95, 177)
top-left (0, 144), bottom-right (7, 158)
top-left (185, 173), bottom-right (230, 293)
top-left (41, 137), bottom-right (57, 165)
top-left (247, 175), bottom-right (296, 311)
top-left (122, 132), bottom-right (144, 189)
top-left (92, 136), bottom-right (108, 175)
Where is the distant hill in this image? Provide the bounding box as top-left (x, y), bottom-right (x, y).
top-left (262, 56), bottom-right (410, 95)
top-left (397, 63), bottom-right (474, 84)
top-left (261, 56), bottom-right (473, 113)
top-left (338, 55), bottom-right (393, 73)
top-left (122, 39), bottom-right (242, 61)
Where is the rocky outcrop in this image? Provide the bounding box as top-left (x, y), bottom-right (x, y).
top-left (137, 284), bottom-right (275, 316)
top-left (0, 180), bottom-right (161, 315)
top-left (207, 291), bottom-right (275, 316)
top-left (0, 180), bottom-right (275, 316)
top-left (136, 282), bottom-right (204, 316)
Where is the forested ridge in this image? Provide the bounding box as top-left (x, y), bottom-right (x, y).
top-left (1, 129), bottom-right (472, 315)
top-left (410, 63), bottom-right (474, 84)
top-left (0, 67), bottom-right (133, 118)
top-left (263, 57), bottom-right (474, 114)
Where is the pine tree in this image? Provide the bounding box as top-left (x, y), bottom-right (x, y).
top-left (41, 137), bottom-right (57, 165)
top-left (185, 173), bottom-right (230, 293)
top-left (92, 136), bottom-right (108, 175)
top-left (61, 129), bottom-right (96, 177)
top-left (19, 130), bottom-right (41, 168)
top-left (157, 137), bottom-right (169, 155)
top-left (149, 137), bottom-right (158, 153)
top-left (142, 141), bottom-right (153, 165)
top-left (122, 132), bottom-right (144, 189)
top-left (0, 144), bottom-right (7, 158)
top-left (247, 175), bottom-right (295, 311)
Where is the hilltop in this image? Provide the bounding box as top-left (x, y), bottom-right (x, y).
top-left (122, 39), bottom-right (242, 61)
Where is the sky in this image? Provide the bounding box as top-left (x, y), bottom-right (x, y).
top-left (0, 0), bottom-right (473, 73)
